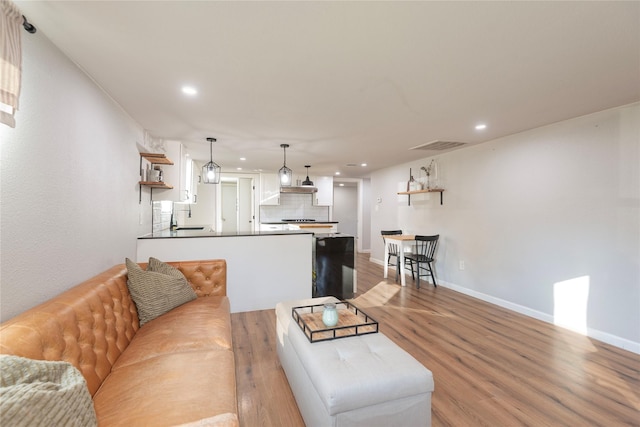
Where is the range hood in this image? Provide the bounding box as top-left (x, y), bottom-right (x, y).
top-left (280, 186), bottom-right (317, 194)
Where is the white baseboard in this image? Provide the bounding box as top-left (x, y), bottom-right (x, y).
top-left (437, 279), bottom-right (640, 355)
top-left (369, 257), bottom-right (384, 266)
top-left (363, 258), bottom-right (639, 355)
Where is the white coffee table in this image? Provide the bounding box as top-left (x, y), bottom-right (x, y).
top-left (275, 296), bottom-right (434, 427)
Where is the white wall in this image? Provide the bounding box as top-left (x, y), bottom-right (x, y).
top-left (0, 29), bottom-right (148, 321)
top-left (370, 103), bottom-right (640, 352)
top-left (361, 178), bottom-right (371, 251)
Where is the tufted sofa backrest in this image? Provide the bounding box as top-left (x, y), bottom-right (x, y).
top-left (0, 259), bottom-right (227, 396)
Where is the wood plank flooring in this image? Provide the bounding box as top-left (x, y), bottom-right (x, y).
top-left (231, 252), bottom-right (640, 426)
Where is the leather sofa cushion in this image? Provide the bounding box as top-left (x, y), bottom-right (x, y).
top-left (93, 349), bottom-right (237, 426)
top-left (113, 296), bottom-right (232, 370)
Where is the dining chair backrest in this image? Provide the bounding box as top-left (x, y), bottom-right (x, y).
top-left (381, 230), bottom-right (403, 258)
top-left (414, 235), bottom-right (439, 260)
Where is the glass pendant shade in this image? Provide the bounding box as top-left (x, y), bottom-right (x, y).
top-left (279, 144), bottom-right (292, 186)
top-left (202, 138), bottom-right (221, 184)
top-left (279, 165), bottom-right (292, 186)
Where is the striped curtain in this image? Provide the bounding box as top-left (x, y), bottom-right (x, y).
top-left (0, 0), bottom-right (23, 128)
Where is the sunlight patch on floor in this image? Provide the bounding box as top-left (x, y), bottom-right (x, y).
top-left (350, 281), bottom-right (400, 308)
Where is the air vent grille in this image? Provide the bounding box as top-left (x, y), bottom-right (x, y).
top-left (410, 140), bottom-right (467, 151)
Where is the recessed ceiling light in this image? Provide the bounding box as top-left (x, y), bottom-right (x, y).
top-left (181, 86), bottom-right (198, 96)
top-left (339, 183), bottom-right (345, 187)
top-left (236, 167), bottom-right (242, 171)
top-left (475, 123), bottom-right (487, 130)
top-left (361, 163), bottom-right (367, 167)
top-left (240, 157), bottom-right (246, 161)
top-left (335, 172), bottom-right (341, 175)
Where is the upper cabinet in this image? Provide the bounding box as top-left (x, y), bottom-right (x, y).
top-left (314, 176), bottom-right (333, 206)
top-left (187, 159), bottom-right (200, 204)
top-left (180, 156), bottom-right (200, 204)
top-left (260, 173), bottom-right (280, 205)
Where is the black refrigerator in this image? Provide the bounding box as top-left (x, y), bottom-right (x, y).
top-left (313, 234), bottom-right (355, 300)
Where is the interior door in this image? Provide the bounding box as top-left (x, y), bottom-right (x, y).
top-left (221, 181), bottom-right (238, 232)
top-left (238, 177), bottom-right (253, 232)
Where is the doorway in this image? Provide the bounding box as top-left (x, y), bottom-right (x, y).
top-left (333, 183), bottom-right (358, 236)
top-left (218, 175), bottom-right (256, 233)
top-left (333, 178), bottom-right (371, 253)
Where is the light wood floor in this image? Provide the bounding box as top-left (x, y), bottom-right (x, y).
top-left (231, 253), bottom-right (640, 426)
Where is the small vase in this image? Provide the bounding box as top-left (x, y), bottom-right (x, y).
top-left (322, 303), bottom-right (339, 327)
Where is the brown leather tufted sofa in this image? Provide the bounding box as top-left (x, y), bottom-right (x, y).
top-left (0, 259), bottom-right (238, 427)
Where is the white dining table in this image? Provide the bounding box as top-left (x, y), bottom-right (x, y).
top-left (383, 234), bottom-right (415, 287)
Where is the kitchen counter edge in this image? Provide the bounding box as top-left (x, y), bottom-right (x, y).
top-left (260, 221), bottom-right (339, 224)
top-left (138, 230), bottom-right (314, 239)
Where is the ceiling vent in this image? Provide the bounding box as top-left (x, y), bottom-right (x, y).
top-left (410, 140), bottom-right (467, 151)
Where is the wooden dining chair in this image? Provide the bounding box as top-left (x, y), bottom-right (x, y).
top-left (405, 234), bottom-right (439, 289)
top-left (381, 230), bottom-right (412, 282)
top-left (381, 230), bottom-right (403, 267)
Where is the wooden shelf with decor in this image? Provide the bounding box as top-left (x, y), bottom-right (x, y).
top-left (397, 188), bottom-right (444, 206)
top-left (139, 153), bottom-right (174, 203)
top-left (140, 152), bottom-right (174, 165)
top-left (138, 181), bottom-right (173, 189)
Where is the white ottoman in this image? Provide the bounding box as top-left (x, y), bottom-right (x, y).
top-left (276, 297), bottom-right (434, 427)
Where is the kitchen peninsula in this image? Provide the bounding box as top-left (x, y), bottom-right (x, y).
top-left (137, 229), bottom-right (313, 313)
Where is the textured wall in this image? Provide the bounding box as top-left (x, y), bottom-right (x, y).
top-left (0, 30), bottom-right (147, 321)
top-left (370, 103), bottom-right (640, 352)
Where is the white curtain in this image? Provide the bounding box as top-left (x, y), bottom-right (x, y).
top-left (0, 0), bottom-right (23, 128)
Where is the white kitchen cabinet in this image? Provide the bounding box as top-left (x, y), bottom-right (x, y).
top-left (260, 173), bottom-right (280, 205)
top-left (259, 223), bottom-right (287, 231)
top-left (314, 176), bottom-right (334, 206)
top-left (182, 157), bottom-right (200, 204)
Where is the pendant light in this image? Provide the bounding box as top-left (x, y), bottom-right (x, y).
top-left (202, 137), bottom-right (221, 184)
top-left (302, 165), bottom-right (314, 186)
top-left (279, 144), bottom-right (292, 186)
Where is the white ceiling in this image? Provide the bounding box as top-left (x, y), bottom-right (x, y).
top-left (16, 1), bottom-right (640, 178)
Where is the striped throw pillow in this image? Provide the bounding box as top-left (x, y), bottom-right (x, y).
top-left (125, 258), bottom-right (197, 326)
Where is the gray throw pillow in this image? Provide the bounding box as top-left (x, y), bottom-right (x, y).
top-left (148, 256), bottom-right (186, 279)
top-left (125, 258), bottom-right (197, 326)
top-left (0, 355), bottom-right (97, 427)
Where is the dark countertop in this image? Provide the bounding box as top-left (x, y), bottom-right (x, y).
top-left (138, 229), bottom-right (313, 239)
top-left (260, 221), bottom-right (339, 224)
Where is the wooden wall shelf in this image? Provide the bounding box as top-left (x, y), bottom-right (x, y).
top-left (139, 181), bottom-right (173, 189)
top-left (140, 153), bottom-right (174, 165)
top-left (397, 188), bottom-right (444, 205)
top-left (139, 152), bottom-right (174, 203)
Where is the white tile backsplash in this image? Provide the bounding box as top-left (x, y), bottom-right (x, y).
top-left (260, 193), bottom-right (329, 222)
top-left (152, 200), bottom-right (173, 232)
